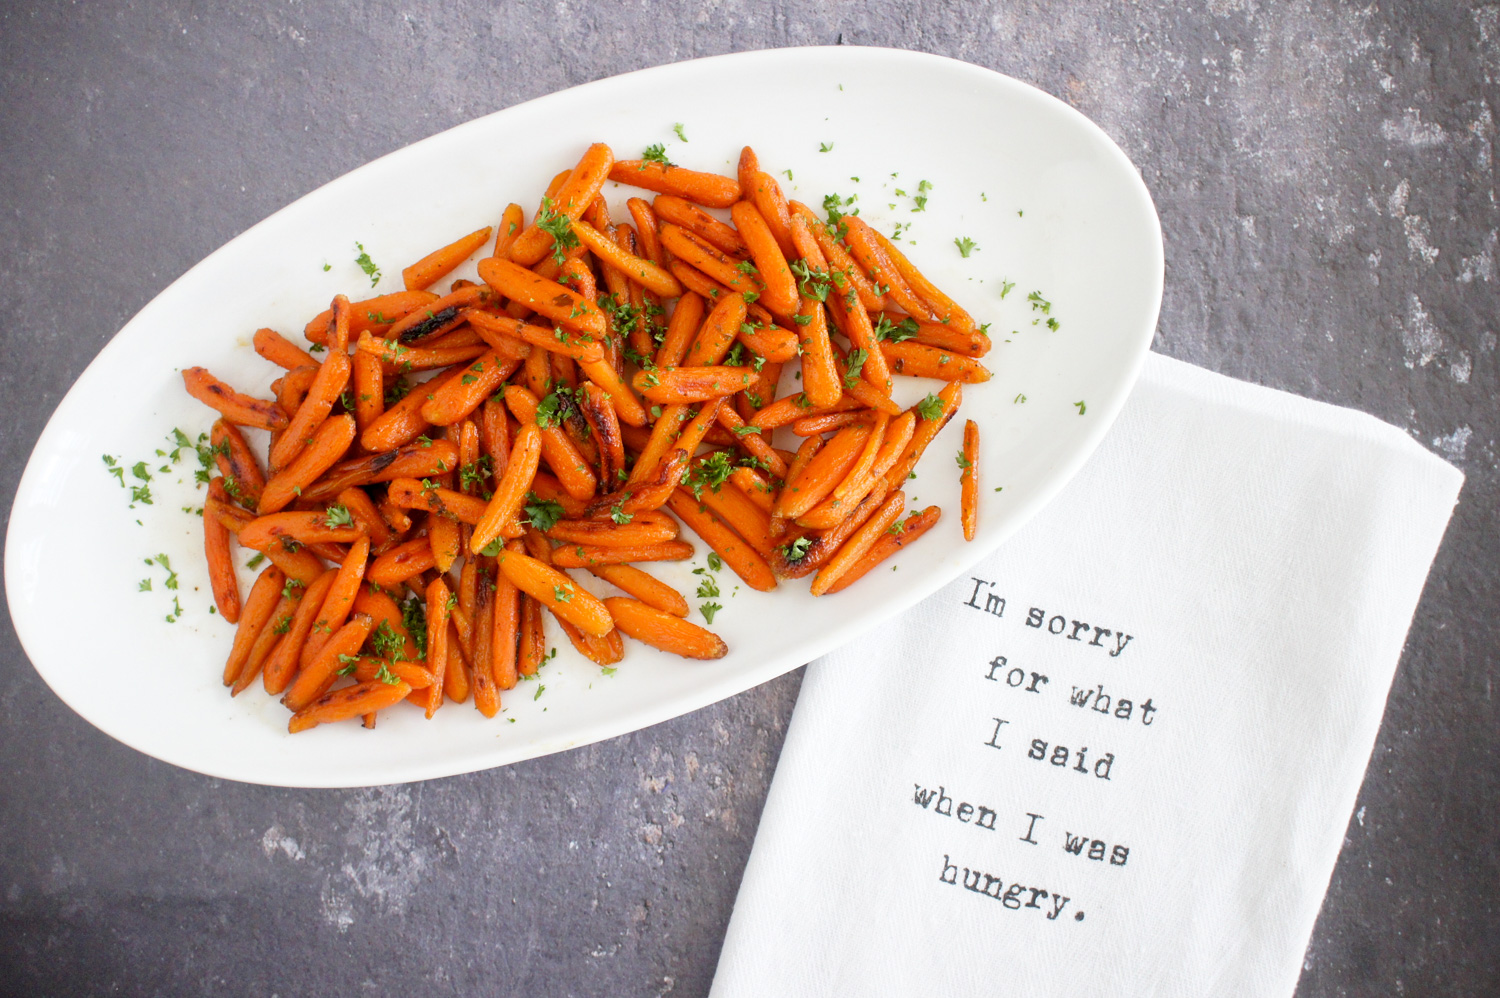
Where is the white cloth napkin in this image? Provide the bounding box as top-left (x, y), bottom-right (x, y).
top-left (711, 353), bottom-right (1464, 998)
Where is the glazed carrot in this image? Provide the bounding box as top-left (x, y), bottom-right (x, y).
top-left (495, 549), bottom-right (613, 636)
top-left (652, 195), bottom-right (748, 255)
top-left (338, 487), bottom-right (393, 553)
top-left (556, 616), bottom-right (626, 666)
top-left (304, 290), bottom-right (438, 344)
top-left (828, 291), bottom-right (892, 394)
top-left (960, 419), bottom-right (979, 542)
top-left (183, 368), bottom-right (288, 431)
top-left (895, 317), bottom-right (993, 357)
top-left (659, 225), bottom-right (761, 294)
top-left (211, 419), bottom-right (266, 510)
top-left (669, 260), bottom-right (734, 301)
top-left (303, 438), bottom-right (458, 501)
top-left (626, 197), bottom-right (663, 263)
top-left (284, 613), bottom-right (377, 712)
top-left (546, 511), bottom-right (678, 547)
top-left (679, 292), bottom-right (742, 368)
top-left (262, 569), bottom-right (338, 695)
top-left (223, 565), bottom-right (284, 684)
top-left (713, 406), bottom-right (788, 478)
top-left (359, 367), bottom-right (465, 453)
top-left (351, 656), bottom-right (433, 689)
top-left (812, 492), bottom-right (907, 596)
top-left (366, 537), bottom-right (435, 590)
top-left (269, 349), bottom-right (351, 471)
top-left (609, 159), bottom-right (740, 207)
top-left (470, 569), bottom-right (500, 718)
top-left (737, 145), bottom-right (760, 193)
top-left (509, 143), bottom-right (615, 266)
top-left (583, 452), bottom-right (685, 519)
top-left (576, 356), bottom-right (648, 428)
top-left (238, 510), bottom-right (362, 550)
top-left (269, 365), bottom-right (317, 457)
top-left (568, 219), bottom-right (683, 297)
top-left (575, 383), bottom-right (625, 486)
top-left (517, 591), bottom-right (545, 677)
top-left (423, 576), bottom-right (453, 717)
top-left (529, 472), bottom-right (592, 519)
top-left (731, 201), bottom-right (798, 318)
top-left (465, 310), bottom-right (599, 364)
top-left (825, 506), bottom-right (942, 593)
top-left (258, 541), bottom-right (327, 587)
top-left (692, 476), bottom-right (777, 559)
top-left (750, 392), bottom-right (858, 431)
top-left (587, 564), bottom-right (689, 617)
top-left (603, 597), bottom-right (727, 660)
top-left (776, 423), bottom-right (872, 521)
top-left (841, 216), bottom-right (935, 322)
top-left (419, 351), bottom-right (520, 425)
top-left (231, 584), bottom-right (302, 695)
top-left (836, 412), bottom-right (888, 502)
top-left (880, 341), bottom-right (992, 383)
top-left (471, 422), bottom-right (542, 553)
top-left (402, 226), bottom-right (493, 291)
top-left (883, 382), bottom-right (962, 488)
top-left (299, 535), bottom-right (371, 668)
top-left (428, 508), bottom-right (462, 573)
top-left (492, 203), bottom-right (525, 257)
top-left (288, 679), bottom-right (411, 733)
top-left (503, 386), bottom-right (597, 500)
top-left (259, 414), bottom-right (357, 514)
top-left (775, 480), bottom-right (891, 580)
top-left (729, 466), bottom-right (776, 514)
top-left (354, 331), bottom-right (488, 373)
top-left (550, 540), bottom-right (695, 568)
top-left (870, 227), bottom-right (976, 332)
top-left (478, 258), bottom-right (606, 336)
top-left (792, 411), bottom-right (866, 436)
top-left (492, 547), bottom-right (520, 690)
top-left (665, 489), bottom-right (777, 591)
top-left (385, 477), bottom-right (489, 525)
top-left (202, 480), bottom-right (241, 622)
top-left (384, 286), bottom-right (494, 340)
top-left (739, 173), bottom-right (792, 259)
top-left (735, 317), bottom-right (799, 364)
top-left (631, 365), bottom-right (757, 405)
top-left (800, 413), bottom-right (913, 530)
top-left (787, 216), bottom-right (841, 408)
top-left (254, 327), bottom-right (317, 370)
top-left (351, 349), bottom-right (384, 433)
top-left (789, 200), bottom-right (886, 312)
top-left (440, 627), bottom-right (471, 704)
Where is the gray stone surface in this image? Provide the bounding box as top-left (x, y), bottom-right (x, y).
top-left (1, 1), bottom-right (1496, 994)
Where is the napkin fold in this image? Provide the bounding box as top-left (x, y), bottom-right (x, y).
top-left (711, 353), bottom-right (1463, 998)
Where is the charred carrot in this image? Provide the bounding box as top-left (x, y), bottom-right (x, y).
top-left (210, 419), bottom-right (266, 510)
top-left (183, 368), bottom-right (288, 431)
top-left (652, 195), bottom-right (748, 256)
top-left (477, 257), bottom-right (606, 335)
top-left (811, 492), bottom-right (907, 595)
top-left (259, 414), bottom-right (357, 514)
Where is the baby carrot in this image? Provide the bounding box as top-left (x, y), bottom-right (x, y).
top-left (550, 540), bottom-right (696, 568)
top-left (261, 569), bottom-right (338, 695)
top-left (631, 365), bottom-right (757, 405)
top-left (811, 492), bottom-right (907, 596)
top-left (730, 201), bottom-right (797, 318)
top-left (211, 419), bottom-right (266, 510)
top-left (471, 422), bottom-right (542, 553)
top-left (652, 195), bottom-right (748, 256)
top-left (259, 414), bottom-right (357, 514)
top-left (665, 489), bottom-right (777, 592)
top-left (880, 341), bottom-right (992, 383)
top-left (960, 419), bottom-right (979, 542)
top-left (288, 679), bottom-right (411, 733)
top-left (587, 564), bottom-right (689, 617)
top-left (509, 142), bottom-right (615, 266)
top-left (253, 327), bottom-right (317, 370)
top-left (608, 160), bottom-right (741, 208)
top-left (299, 535), bottom-right (371, 669)
top-left (269, 349), bottom-right (351, 471)
top-left (685, 292), bottom-right (746, 368)
top-left (495, 548), bottom-right (614, 637)
top-left (603, 597), bottom-right (727, 660)
top-left (283, 613), bottom-right (377, 712)
top-left (183, 368), bottom-right (288, 431)
top-left (423, 576), bottom-right (453, 717)
top-left (402, 226), bottom-right (493, 291)
top-left (824, 507), bottom-right (942, 594)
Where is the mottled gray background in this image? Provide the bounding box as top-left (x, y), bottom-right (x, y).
top-left (2, 2), bottom-right (1496, 995)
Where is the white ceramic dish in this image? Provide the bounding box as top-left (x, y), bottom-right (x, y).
top-left (5, 47), bottom-right (1161, 787)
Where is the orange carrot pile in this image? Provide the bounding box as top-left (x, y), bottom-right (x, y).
top-left (186, 140), bottom-right (988, 733)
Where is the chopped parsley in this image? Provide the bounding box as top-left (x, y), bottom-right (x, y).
top-left (535, 197), bottom-right (581, 265)
top-left (956, 450), bottom-right (972, 471)
top-left (843, 348), bottom-right (869, 390)
top-left (323, 504), bottom-right (354, 529)
top-left (642, 143), bottom-right (672, 166)
top-left (954, 236), bottom-right (978, 258)
top-left (1075, 400), bottom-right (1087, 415)
top-left (915, 393), bottom-right (945, 420)
top-left (700, 602), bottom-right (723, 624)
top-left (610, 496), bottom-right (634, 525)
top-left (695, 574), bottom-right (720, 599)
top-left (911, 179), bottom-right (932, 212)
top-left (672, 122), bottom-right (688, 142)
top-left (401, 596), bottom-right (429, 658)
top-left (1027, 291), bottom-right (1052, 314)
top-left (522, 493), bottom-right (566, 533)
top-left (686, 451), bottom-right (734, 499)
top-left (370, 620), bottom-right (408, 662)
top-left (819, 141), bottom-right (834, 152)
top-left (1000, 279), bottom-right (1016, 299)
top-left (354, 242), bottom-right (381, 287)
top-left (873, 314), bottom-right (919, 343)
top-left (707, 552), bottom-right (723, 572)
top-left (782, 536), bottom-right (813, 563)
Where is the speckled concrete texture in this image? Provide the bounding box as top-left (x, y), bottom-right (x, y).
top-left (1, 3), bottom-right (1495, 995)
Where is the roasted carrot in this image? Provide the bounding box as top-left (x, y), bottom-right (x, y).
top-left (477, 257), bottom-right (607, 335)
top-left (659, 224), bottom-right (761, 294)
top-left (304, 290), bottom-right (438, 344)
top-left (269, 348), bottom-right (351, 472)
top-left (223, 565), bottom-right (285, 685)
top-left (366, 537), bottom-right (436, 590)
top-left (549, 540), bottom-right (695, 568)
top-left (495, 548), bottom-right (613, 636)
top-left (546, 511), bottom-right (678, 547)
top-left (746, 170), bottom-right (797, 260)
top-left (880, 341), bottom-right (992, 383)
top-left (509, 143), bottom-right (615, 266)
top-left (609, 160), bottom-right (740, 208)
top-left (299, 535), bottom-right (371, 668)
top-left (303, 438), bottom-right (458, 501)
top-left (492, 546), bottom-right (521, 690)
top-left (631, 365), bottom-right (757, 405)
top-left (259, 414), bottom-right (357, 514)
top-left (503, 385), bottom-right (597, 500)
top-left (713, 406), bottom-right (788, 479)
top-left (262, 569), bottom-right (338, 695)
top-left (603, 597), bottom-right (727, 660)
top-left (586, 564), bottom-right (689, 617)
top-left (669, 260), bottom-right (734, 301)
top-left (469, 568), bottom-right (500, 718)
top-left (282, 612), bottom-right (375, 711)
top-left (665, 489), bottom-right (776, 591)
top-left (492, 203), bottom-right (525, 258)
top-left (403, 226), bottom-right (493, 291)
top-left (777, 423), bottom-right (872, 521)
top-left (288, 679), bottom-right (411, 733)
top-left (811, 492), bottom-right (907, 596)
top-left (183, 368), bottom-right (288, 431)
top-left (652, 195), bottom-right (748, 256)
top-left (825, 506), bottom-right (942, 594)
top-left (841, 214), bottom-right (936, 322)
top-left (386, 477), bottom-right (490, 525)
top-left (960, 419), bottom-right (979, 541)
top-left (568, 219), bottom-right (683, 297)
top-left (471, 422), bottom-right (542, 552)
top-left (870, 227), bottom-right (976, 332)
top-left (730, 201), bottom-right (797, 318)
top-left (204, 479), bottom-right (241, 622)
top-left (685, 292), bottom-right (746, 368)
top-left (231, 586), bottom-right (301, 695)
top-left (423, 576), bottom-right (453, 717)
top-left (254, 327), bottom-right (317, 370)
